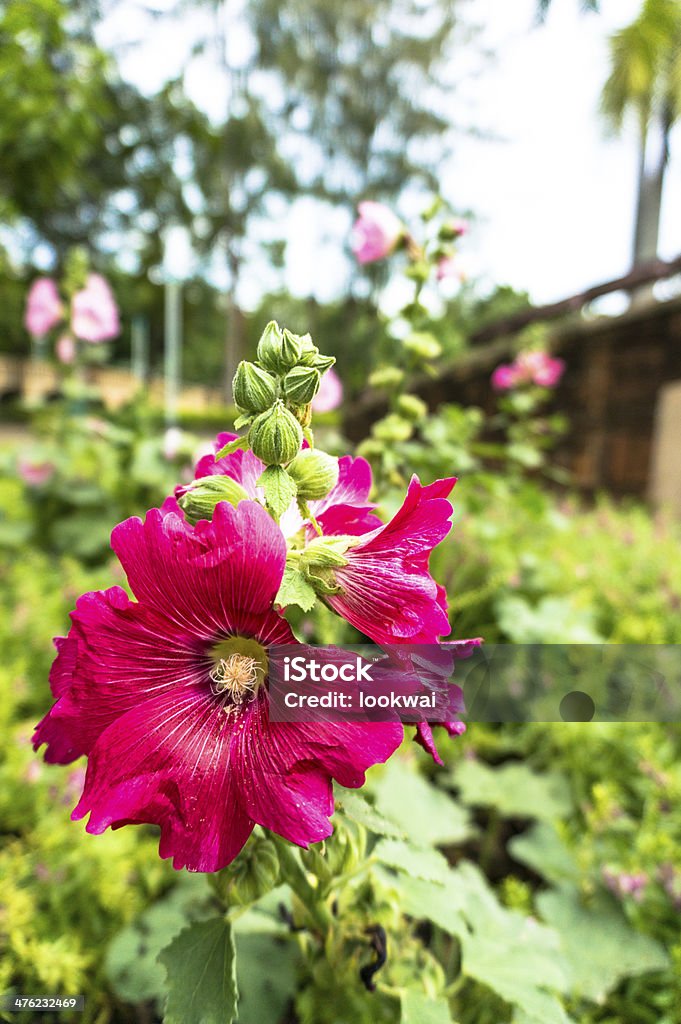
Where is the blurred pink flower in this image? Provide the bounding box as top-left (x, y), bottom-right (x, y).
top-left (56, 334), bottom-right (76, 364)
top-left (17, 458), bottom-right (56, 487)
top-left (351, 201), bottom-right (404, 264)
top-left (602, 867), bottom-right (648, 902)
top-left (436, 255), bottom-right (466, 283)
top-left (492, 351), bottom-right (565, 392)
top-left (516, 350), bottom-right (565, 388)
top-left (448, 217), bottom-right (469, 237)
top-left (491, 364), bottom-right (519, 391)
top-left (24, 278), bottom-right (63, 337)
top-left (72, 274), bottom-right (120, 343)
top-left (312, 367), bottom-right (343, 413)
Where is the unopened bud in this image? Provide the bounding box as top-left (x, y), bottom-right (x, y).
top-left (368, 366), bottom-right (405, 390)
top-left (279, 328), bottom-right (303, 369)
top-left (212, 836), bottom-right (280, 906)
top-left (256, 320), bottom-right (284, 371)
top-left (283, 366), bottom-right (321, 406)
top-left (396, 394), bottom-right (428, 422)
top-left (287, 449), bottom-right (339, 500)
top-left (403, 332), bottom-right (442, 361)
top-left (300, 536), bottom-right (350, 595)
top-left (178, 475), bottom-right (249, 524)
top-left (373, 414), bottom-right (413, 443)
top-left (233, 360), bottom-right (278, 413)
top-left (296, 333), bottom-right (319, 365)
top-left (248, 400), bottom-right (302, 465)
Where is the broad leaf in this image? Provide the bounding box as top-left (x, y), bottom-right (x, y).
top-left (257, 465), bottom-right (297, 520)
top-left (373, 838), bottom-right (451, 884)
top-left (276, 565), bottom-right (317, 612)
top-left (452, 760), bottom-right (571, 822)
top-left (508, 822), bottom-right (580, 884)
top-left (371, 757), bottom-right (473, 846)
top-left (537, 885), bottom-right (669, 1002)
top-left (400, 991), bottom-right (453, 1024)
top-left (334, 788), bottom-right (405, 839)
top-left (235, 932), bottom-right (297, 1024)
top-left (160, 918), bottom-right (238, 1024)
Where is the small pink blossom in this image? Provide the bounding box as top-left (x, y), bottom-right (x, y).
top-left (17, 458), bottom-right (56, 487)
top-left (72, 274), bottom-right (120, 343)
top-left (312, 368), bottom-right (343, 413)
top-left (447, 217), bottom-right (469, 238)
top-left (56, 334), bottom-right (76, 364)
top-left (351, 201), bottom-right (404, 264)
top-left (491, 364), bottom-right (520, 391)
top-left (602, 867), bottom-right (648, 902)
top-left (24, 278), bottom-right (63, 337)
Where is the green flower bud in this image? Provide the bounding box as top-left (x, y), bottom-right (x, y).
top-left (232, 360), bottom-right (277, 413)
top-left (290, 403), bottom-right (313, 428)
top-left (296, 332), bottom-right (319, 365)
top-left (373, 414), bottom-right (413, 443)
top-left (300, 536), bottom-right (350, 595)
top-left (310, 354), bottom-right (336, 373)
top-left (248, 400), bottom-right (302, 465)
top-left (256, 320), bottom-right (284, 371)
top-left (368, 366), bottom-right (405, 390)
top-left (178, 475), bottom-right (249, 525)
top-left (212, 836), bottom-right (280, 907)
top-left (396, 394), bottom-right (428, 422)
top-left (403, 331), bottom-right (442, 361)
top-left (283, 366), bottom-right (321, 406)
top-left (287, 449), bottom-right (339, 500)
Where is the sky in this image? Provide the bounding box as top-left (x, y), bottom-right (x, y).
top-left (97, 0), bottom-right (681, 308)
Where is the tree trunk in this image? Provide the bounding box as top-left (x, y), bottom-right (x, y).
top-left (224, 246), bottom-right (244, 403)
top-left (632, 110), bottom-right (671, 268)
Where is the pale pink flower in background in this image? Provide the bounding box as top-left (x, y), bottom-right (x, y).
top-left (312, 367), bottom-right (343, 413)
top-left (436, 255), bottom-right (466, 283)
top-left (351, 201), bottom-right (404, 264)
top-left (24, 278), bottom-right (63, 337)
top-left (72, 274), bottom-right (120, 343)
top-left (17, 458), bottom-right (56, 487)
top-left (532, 354), bottom-right (565, 388)
top-left (162, 426), bottom-right (184, 460)
top-left (56, 334), bottom-right (76, 364)
top-left (492, 351), bottom-right (565, 391)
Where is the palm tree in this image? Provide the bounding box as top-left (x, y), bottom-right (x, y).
top-left (601, 0), bottom-right (681, 267)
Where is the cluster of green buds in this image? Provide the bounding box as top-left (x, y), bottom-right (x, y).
top-left (179, 321), bottom-right (342, 527)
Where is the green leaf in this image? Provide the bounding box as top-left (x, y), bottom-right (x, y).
top-left (508, 823), bottom-right (580, 884)
top-left (106, 877), bottom-right (209, 1005)
top-left (537, 885), bottom-right (669, 1002)
top-left (370, 757), bottom-right (473, 846)
top-left (452, 760), bottom-right (571, 822)
top-left (334, 788), bottom-right (405, 839)
top-left (160, 918), bottom-right (238, 1024)
top-left (257, 465), bottom-right (297, 520)
top-left (216, 437), bottom-right (248, 458)
top-left (234, 933), bottom-right (297, 1024)
top-left (381, 872), bottom-right (466, 937)
top-left (373, 838), bottom-right (451, 884)
top-left (400, 990), bottom-right (453, 1024)
top-left (276, 565), bottom-right (317, 612)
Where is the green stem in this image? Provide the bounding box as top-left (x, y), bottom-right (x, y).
top-left (272, 836), bottom-right (333, 934)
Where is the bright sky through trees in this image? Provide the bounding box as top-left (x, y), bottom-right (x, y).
top-left (98, 0), bottom-right (681, 306)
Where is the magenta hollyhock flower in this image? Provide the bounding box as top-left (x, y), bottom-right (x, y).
top-left (491, 363), bottom-right (519, 391)
top-left (33, 500), bottom-right (402, 871)
top-left (325, 476), bottom-right (456, 645)
top-left (312, 367), bottom-right (343, 413)
top-left (351, 201), bottom-right (404, 264)
top-left (182, 433), bottom-right (382, 540)
top-left (71, 273), bottom-right (120, 343)
top-left (24, 278), bottom-right (63, 337)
